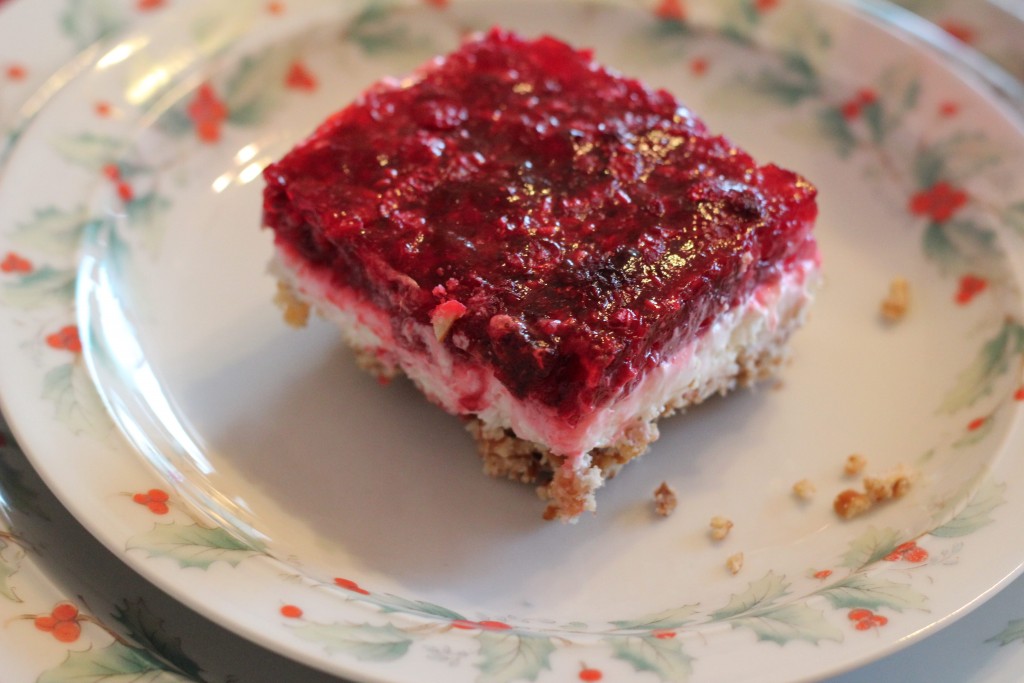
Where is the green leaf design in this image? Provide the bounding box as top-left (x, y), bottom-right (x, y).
top-left (921, 219), bottom-right (1001, 275)
top-left (125, 192), bottom-right (171, 255)
top-left (155, 107), bottom-right (196, 139)
top-left (840, 527), bottom-right (903, 570)
top-left (370, 593), bottom-right (466, 621)
top-left (913, 133), bottom-right (1003, 187)
top-left (986, 619), bottom-right (1024, 646)
top-left (51, 133), bottom-right (123, 170)
top-left (291, 622), bottom-right (412, 662)
top-left (10, 205), bottom-right (91, 255)
top-left (869, 65), bottom-right (921, 142)
top-left (344, 2), bottom-right (419, 55)
top-left (953, 413), bottom-right (997, 447)
top-left (1002, 201), bottom-right (1024, 234)
top-left (931, 480), bottom-right (1007, 537)
top-left (111, 598), bottom-right (203, 679)
top-left (609, 634), bottom-right (693, 682)
top-left (0, 265), bottom-right (76, 308)
top-left (476, 631), bottom-right (555, 683)
top-left (38, 641), bottom-right (190, 683)
top-left (0, 539), bottom-right (21, 602)
top-left (913, 146), bottom-right (945, 189)
top-left (727, 603), bottom-right (842, 645)
top-left (126, 523), bottom-right (261, 570)
top-left (862, 101), bottom-right (885, 144)
top-left (819, 574), bottom-right (927, 612)
top-left (59, 0), bottom-right (127, 48)
top-left (750, 52), bottom-right (821, 105)
top-left (610, 603), bottom-right (700, 631)
top-left (710, 571), bottom-right (789, 620)
top-left (940, 320), bottom-right (1024, 414)
top-left (816, 107), bottom-right (857, 157)
top-left (42, 361), bottom-right (112, 436)
top-left (223, 49), bottom-right (294, 127)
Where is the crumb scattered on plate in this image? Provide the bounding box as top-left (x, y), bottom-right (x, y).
top-left (792, 478), bottom-right (816, 500)
top-left (709, 515), bottom-right (733, 540)
top-left (844, 453), bottom-right (867, 476)
top-left (880, 277), bottom-right (910, 322)
top-left (726, 552), bottom-right (744, 574)
top-left (653, 481), bottom-right (677, 517)
top-left (834, 465), bottom-right (914, 519)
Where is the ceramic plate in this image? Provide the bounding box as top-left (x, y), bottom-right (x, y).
top-left (3, 1), bottom-right (1024, 681)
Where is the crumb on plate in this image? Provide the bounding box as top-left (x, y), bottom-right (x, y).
top-left (726, 552), bottom-right (744, 574)
top-left (792, 478), bottom-right (816, 500)
top-left (844, 453), bottom-right (867, 477)
top-left (833, 465), bottom-right (914, 519)
top-left (709, 515), bottom-right (733, 540)
top-left (880, 277), bottom-right (910, 322)
top-left (653, 481), bottom-right (678, 517)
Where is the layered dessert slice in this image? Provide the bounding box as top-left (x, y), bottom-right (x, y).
top-left (262, 29), bottom-right (820, 521)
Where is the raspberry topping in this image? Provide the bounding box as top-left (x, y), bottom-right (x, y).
top-left (263, 28), bottom-right (817, 424)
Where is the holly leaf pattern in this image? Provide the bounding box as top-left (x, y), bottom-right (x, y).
top-left (223, 49), bottom-right (293, 127)
top-left (816, 107), bottom-right (857, 157)
top-left (939, 320), bottom-right (1024, 414)
top-left (125, 192), bottom-right (171, 254)
top-left (370, 593), bottom-right (466, 621)
top-left (0, 265), bottom-right (76, 308)
top-left (0, 538), bottom-right (21, 602)
top-left (291, 622), bottom-right (412, 662)
top-left (913, 133), bottom-right (1003, 187)
top-left (921, 219), bottom-right (1000, 275)
top-left (10, 205), bottom-right (91, 255)
top-left (749, 52), bottom-right (821, 105)
top-left (931, 480), bottom-right (1007, 537)
top-left (37, 641), bottom-right (190, 683)
top-left (819, 574), bottom-right (927, 612)
top-left (609, 634), bottom-right (693, 682)
top-left (59, 0), bottom-right (127, 49)
top-left (865, 65), bottom-right (920, 144)
top-left (1003, 201), bottom-right (1024, 234)
top-left (840, 527), bottom-right (903, 570)
top-left (726, 603), bottom-right (842, 645)
top-left (709, 571), bottom-right (789, 620)
top-left (51, 133), bottom-right (123, 170)
top-left (126, 523), bottom-right (262, 570)
top-left (476, 631), bottom-right (555, 683)
top-left (344, 3), bottom-right (420, 55)
top-left (111, 598), bottom-right (203, 679)
top-left (42, 361), bottom-right (112, 437)
top-left (610, 603), bottom-right (700, 631)
top-left (986, 619), bottom-right (1024, 647)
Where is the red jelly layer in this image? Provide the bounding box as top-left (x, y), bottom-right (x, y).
top-left (263, 28), bottom-right (818, 425)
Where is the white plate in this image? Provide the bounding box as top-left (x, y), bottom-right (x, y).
top-left (3, 1), bottom-right (1024, 681)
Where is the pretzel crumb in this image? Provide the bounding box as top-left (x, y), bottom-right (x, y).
top-left (833, 465), bottom-right (914, 519)
top-left (726, 552), bottom-right (744, 574)
top-left (274, 281), bottom-right (310, 328)
top-left (844, 454), bottom-right (867, 477)
top-left (880, 277), bottom-right (910, 322)
top-left (833, 489), bottom-right (872, 519)
top-left (709, 515), bottom-right (733, 540)
top-left (653, 482), bottom-right (678, 517)
top-left (792, 478), bottom-right (816, 500)
top-left (864, 468), bottom-right (912, 503)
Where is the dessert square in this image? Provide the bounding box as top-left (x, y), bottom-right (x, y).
top-left (262, 28), bottom-right (820, 521)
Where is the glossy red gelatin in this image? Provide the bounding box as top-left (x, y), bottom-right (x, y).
top-left (263, 28), bottom-right (818, 426)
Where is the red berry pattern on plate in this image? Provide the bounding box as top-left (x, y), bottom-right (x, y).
top-left (884, 541), bottom-right (930, 563)
top-left (32, 602), bottom-right (82, 643)
top-left (132, 488), bottom-right (171, 515)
